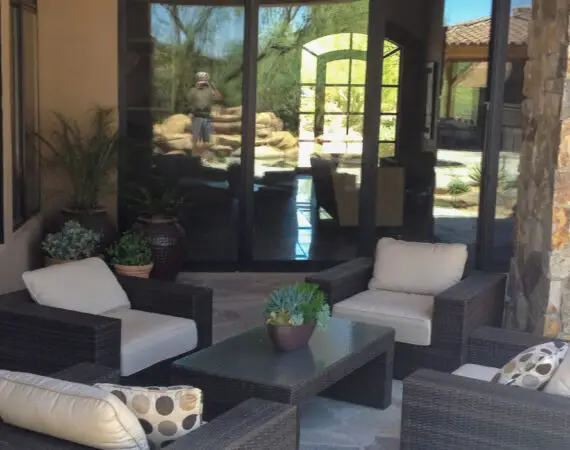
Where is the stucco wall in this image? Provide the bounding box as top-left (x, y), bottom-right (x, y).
top-left (37, 0), bottom-right (119, 221)
top-left (0, 0), bottom-right (43, 294)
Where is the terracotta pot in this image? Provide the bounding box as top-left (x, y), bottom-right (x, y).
top-left (267, 322), bottom-right (316, 352)
top-left (114, 263), bottom-right (154, 279)
top-left (55, 207), bottom-right (117, 252)
top-left (132, 216), bottom-right (187, 281)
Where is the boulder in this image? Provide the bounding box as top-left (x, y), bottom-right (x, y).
top-left (210, 144), bottom-right (234, 157)
top-left (162, 114), bottom-right (192, 135)
top-left (233, 145), bottom-right (285, 161)
top-left (215, 134), bottom-right (242, 148)
top-left (157, 133), bottom-right (193, 151)
top-left (212, 121), bottom-right (242, 134)
top-left (263, 131), bottom-right (298, 150)
top-left (256, 112), bottom-right (283, 132)
top-left (212, 113), bottom-right (242, 123)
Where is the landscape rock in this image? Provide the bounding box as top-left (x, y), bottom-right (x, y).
top-left (162, 114), bottom-right (191, 135)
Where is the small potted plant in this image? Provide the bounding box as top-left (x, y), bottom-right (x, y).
top-left (41, 220), bottom-right (100, 266)
top-left (264, 283), bottom-right (330, 352)
top-left (107, 231), bottom-right (154, 278)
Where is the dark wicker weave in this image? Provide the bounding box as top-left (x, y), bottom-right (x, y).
top-left (401, 326), bottom-right (570, 450)
top-left (0, 363), bottom-right (299, 450)
top-left (172, 317), bottom-right (394, 420)
top-left (306, 257), bottom-right (506, 378)
top-left (0, 276), bottom-right (213, 385)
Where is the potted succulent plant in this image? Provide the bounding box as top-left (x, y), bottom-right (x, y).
top-left (41, 220), bottom-right (100, 266)
top-left (107, 231), bottom-right (154, 278)
top-left (128, 181), bottom-right (187, 281)
top-left (264, 283), bottom-right (330, 352)
top-left (38, 107), bottom-right (121, 250)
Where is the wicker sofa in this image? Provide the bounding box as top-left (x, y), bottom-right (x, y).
top-left (0, 275), bottom-right (213, 385)
top-left (306, 256), bottom-right (506, 379)
top-left (401, 326), bottom-right (570, 449)
top-left (0, 363), bottom-right (299, 450)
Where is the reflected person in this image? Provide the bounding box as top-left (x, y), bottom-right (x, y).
top-left (188, 71), bottom-right (222, 155)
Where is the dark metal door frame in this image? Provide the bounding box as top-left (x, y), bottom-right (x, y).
top-left (475, 0), bottom-right (511, 270)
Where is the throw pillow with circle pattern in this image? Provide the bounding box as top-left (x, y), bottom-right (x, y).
top-left (491, 341), bottom-right (568, 390)
top-left (96, 384), bottom-right (202, 449)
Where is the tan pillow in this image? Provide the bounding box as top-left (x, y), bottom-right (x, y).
top-left (0, 370), bottom-right (148, 449)
top-left (492, 342), bottom-right (568, 390)
top-left (22, 257), bottom-right (131, 315)
top-left (96, 384), bottom-right (202, 449)
top-left (368, 238), bottom-right (467, 295)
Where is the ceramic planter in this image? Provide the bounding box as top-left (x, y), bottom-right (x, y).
top-left (267, 322), bottom-right (316, 352)
top-left (113, 263), bottom-right (154, 279)
top-left (59, 206), bottom-right (117, 251)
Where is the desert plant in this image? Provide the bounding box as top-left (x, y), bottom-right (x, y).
top-left (38, 107), bottom-right (120, 211)
top-left (107, 231), bottom-right (152, 266)
top-left (468, 165), bottom-right (482, 186)
top-left (447, 177), bottom-right (471, 196)
top-left (264, 283), bottom-right (330, 329)
top-left (42, 220), bottom-right (100, 261)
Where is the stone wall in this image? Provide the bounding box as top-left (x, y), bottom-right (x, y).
top-left (507, 0), bottom-right (570, 336)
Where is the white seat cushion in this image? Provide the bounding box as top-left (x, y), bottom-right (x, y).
top-left (369, 238), bottom-right (468, 295)
top-left (332, 290), bottom-right (433, 346)
top-left (22, 257), bottom-right (131, 315)
top-left (0, 370), bottom-right (148, 449)
top-left (544, 348), bottom-right (570, 396)
top-left (103, 308), bottom-right (198, 376)
top-left (453, 363), bottom-right (499, 381)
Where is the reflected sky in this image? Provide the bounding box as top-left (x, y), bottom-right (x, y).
top-left (444, 0), bottom-right (532, 25)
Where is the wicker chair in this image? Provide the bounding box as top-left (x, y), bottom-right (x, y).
top-left (0, 363), bottom-right (299, 450)
top-left (401, 326), bottom-right (570, 450)
top-left (0, 276), bottom-right (213, 385)
top-left (306, 257), bottom-right (506, 379)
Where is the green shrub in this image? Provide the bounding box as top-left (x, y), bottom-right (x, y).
top-left (42, 220), bottom-right (100, 261)
top-left (468, 165), bottom-right (482, 186)
top-left (447, 178), bottom-right (471, 196)
top-left (107, 231), bottom-right (152, 266)
top-left (264, 283), bottom-right (330, 329)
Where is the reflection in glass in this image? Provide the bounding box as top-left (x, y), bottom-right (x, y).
top-left (380, 115), bottom-right (397, 141)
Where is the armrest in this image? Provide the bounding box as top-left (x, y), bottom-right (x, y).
top-left (169, 398), bottom-right (298, 450)
top-left (305, 257), bottom-right (373, 306)
top-left (0, 290), bottom-right (121, 375)
top-left (118, 276), bottom-right (213, 350)
top-left (50, 363), bottom-right (120, 385)
top-left (431, 272), bottom-right (506, 358)
top-left (401, 369), bottom-right (570, 450)
top-left (468, 326), bottom-right (557, 367)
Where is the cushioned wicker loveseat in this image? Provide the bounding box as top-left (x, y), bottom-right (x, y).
top-left (306, 238), bottom-right (507, 378)
top-left (0, 363), bottom-right (299, 450)
top-left (401, 326), bottom-right (570, 450)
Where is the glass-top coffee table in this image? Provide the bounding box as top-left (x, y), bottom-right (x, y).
top-left (172, 317), bottom-right (395, 420)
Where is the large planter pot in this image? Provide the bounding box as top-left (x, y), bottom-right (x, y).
top-left (114, 263), bottom-right (154, 279)
top-left (132, 216), bottom-right (187, 281)
top-left (44, 257), bottom-right (73, 267)
top-left (267, 322), bottom-right (316, 352)
top-left (58, 207), bottom-right (117, 252)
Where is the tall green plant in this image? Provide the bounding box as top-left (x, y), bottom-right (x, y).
top-left (38, 107), bottom-right (120, 211)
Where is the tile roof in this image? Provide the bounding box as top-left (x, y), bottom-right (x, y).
top-left (446, 6), bottom-right (531, 47)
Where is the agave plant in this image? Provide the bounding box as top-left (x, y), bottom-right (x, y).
top-left (264, 283), bottom-right (330, 329)
top-left (38, 107), bottom-right (120, 211)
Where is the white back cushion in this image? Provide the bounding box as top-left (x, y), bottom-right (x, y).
top-left (22, 257), bottom-right (131, 315)
top-left (544, 351), bottom-right (570, 396)
top-left (369, 238), bottom-right (467, 295)
top-left (0, 370), bottom-right (148, 450)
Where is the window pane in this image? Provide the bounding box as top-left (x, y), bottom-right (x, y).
top-left (348, 114), bottom-right (363, 135)
top-left (350, 87), bottom-right (365, 113)
top-left (325, 86), bottom-right (348, 113)
top-left (378, 142), bottom-right (395, 158)
top-left (380, 115), bottom-right (397, 141)
top-left (301, 50), bottom-right (317, 84)
top-left (304, 33), bottom-right (351, 55)
top-left (299, 113), bottom-right (315, 138)
top-left (323, 114), bottom-right (348, 137)
top-left (352, 33), bottom-right (368, 51)
top-left (350, 59), bottom-right (366, 84)
top-left (383, 52), bottom-right (400, 85)
top-left (381, 87), bottom-right (398, 113)
top-left (300, 86), bottom-right (316, 112)
top-left (326, 59), bottom-right (350, 84)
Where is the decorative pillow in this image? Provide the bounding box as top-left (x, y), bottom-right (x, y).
top-left (492, 341), bottom-right (568, 390)
top-left (96, 384), bottom-right (202, 449)
top-left (22, 257), bottom-right (131, 315)
top-left (0, 370), bottom-right (148, 450)
top-left (368, 238), bottom-right (467, 295)
top-left (544, 349), bottom-right (570, 396)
